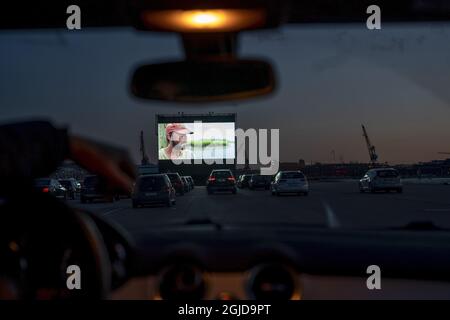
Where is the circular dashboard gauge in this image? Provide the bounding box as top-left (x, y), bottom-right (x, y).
top-left (247, 263), bottom-right (299, 300)
top-left (158, 263), bottom-right (206, 300)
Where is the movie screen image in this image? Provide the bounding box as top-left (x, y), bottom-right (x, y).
top-left (157, 122), bottom-right (235, 160)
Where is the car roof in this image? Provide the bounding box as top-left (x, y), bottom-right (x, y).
top-left (279, 171), bottom-right (303, 174)
top-left (211, 169), bottom-right (232, 173)
top-left (5, 2), bottom-right (449, 29)
top-left (140, 174), bottom-right (167, 178)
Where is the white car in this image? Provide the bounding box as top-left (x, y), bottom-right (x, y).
top-left (359, 168), bottom-right (403, 193)
top-left (271, 171), bottom-right (309, 196)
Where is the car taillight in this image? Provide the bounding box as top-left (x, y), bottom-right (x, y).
top-left (208, 177), bottom-right (216, 182)
top-left (227, 177), bottom-right (235, 182)
top-left (42, 187), bottom-right (49, 193)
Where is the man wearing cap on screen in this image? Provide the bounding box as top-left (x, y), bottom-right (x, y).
top-left (159, 123), bottom-right (194, 161)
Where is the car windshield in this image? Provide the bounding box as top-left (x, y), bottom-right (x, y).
top-left (166, 174), bottom-right (179, 181)
top-left (377, 170), bottom-right (399, 178)
top-left (139, 177), bottom-right (164, 191)
top-left (2, 21), bottom-right (450, 232)
top-left (252, 175), bottom-right (266, 181)
top-left (35, 179), bottom-right (50, 187)
top-left (281, 172), bottom-right (304, 179)
top-left (213, 171), bottom-right (232, 178)
top-left (59, 180), bottom-right (72, 187)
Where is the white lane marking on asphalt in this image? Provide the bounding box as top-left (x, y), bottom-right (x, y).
top-left (102, 207), bottom-right (125, 216)
top-left (323, 202), bottom-right (341, 228)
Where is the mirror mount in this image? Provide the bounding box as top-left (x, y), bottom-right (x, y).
top-left (181, 33), bottom-right (238, 60)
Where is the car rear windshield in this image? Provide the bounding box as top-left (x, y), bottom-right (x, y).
top-left (212, 171), bottom-right (232, 178)
top-left (376, 170), bottom-right (399, 178)
top-left (139, 176), bottom-right (165, 191)
top-left (35, 179), bottom-right (50, 186)
top-left (281, 172), bottom-right (305, 179)
top-left (252, 175), bottom-right (269, 181)
top-left (84, 176), bottom-right (99, 186)
top-left (166, 174), bottom-right (180, 182)
top-left (59, 181), bottom-right (72, 188)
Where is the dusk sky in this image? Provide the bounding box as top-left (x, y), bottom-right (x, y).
top-left (1, 24), bottom-right (450, 165)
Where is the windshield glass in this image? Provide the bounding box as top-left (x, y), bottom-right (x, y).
top-left (252, 175), bottom-right (267, 181)
top-left (59, 180), bottom-right (72, 187)
top-left (2, 23), bottom-right (450, 231)
top-left (166, 174), bottom-right (180, 182)
top-left (139, 176), bottom-right (164, 191)
top-left (35, 179), bottom-right (50, 186)
top-left (377, 170), bottom-right (399, 178)
top-left (281, 172), bottom-right (305, 179)
top-left (212, 171), bottom-right (232, 178)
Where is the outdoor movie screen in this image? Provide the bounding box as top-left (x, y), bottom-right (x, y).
top-left (157, 122), bottom-right (235, 161)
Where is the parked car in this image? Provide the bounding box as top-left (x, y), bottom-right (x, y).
top-left (116, 188), bottom-right (132, 199)
top-left (359, 168), bottom-right (403, 193)
top-left (206, 169), bottom-right (237, 195)
top-left (165, 173), bottom-right (185, 196)
top-left (132, 174), bottom-right (176, 208)
top-left (181, 176), bottom-right (191, 192)
top-left (187, 176), bottom-right (195, 189)
top-left (34, 178), bottom-right (67, 199)
top-left (249, 174), bottom-right (272, 190)
top-left (184, 176), bottom-right (192, 190)
top-left (271, 171), bottom-right (309, 196)
top-left (58, 178), bottom-right (78, 200)
top-left (237, 174), bottom-right (252, 188)
top-left (80, 175), bottom-right (116, 203)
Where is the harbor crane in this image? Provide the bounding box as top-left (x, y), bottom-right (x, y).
top-left (362, 125), bottom-right (378, 165)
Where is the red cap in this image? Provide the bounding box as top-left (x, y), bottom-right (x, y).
top-left (165, 123), bottom-right (193, 138)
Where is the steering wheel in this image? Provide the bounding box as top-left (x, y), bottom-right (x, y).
top-left (0, 192), bottom-right (111, 299)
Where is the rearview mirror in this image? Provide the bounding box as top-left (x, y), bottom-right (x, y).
top-left (131, 59), bottom-right (276, 103)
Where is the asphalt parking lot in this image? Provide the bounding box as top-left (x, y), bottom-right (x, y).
top-left (68, 181), bottom-right (450, 234)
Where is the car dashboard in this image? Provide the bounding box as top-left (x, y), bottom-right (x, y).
top-left (96, 220), bottom-right (450, 300)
